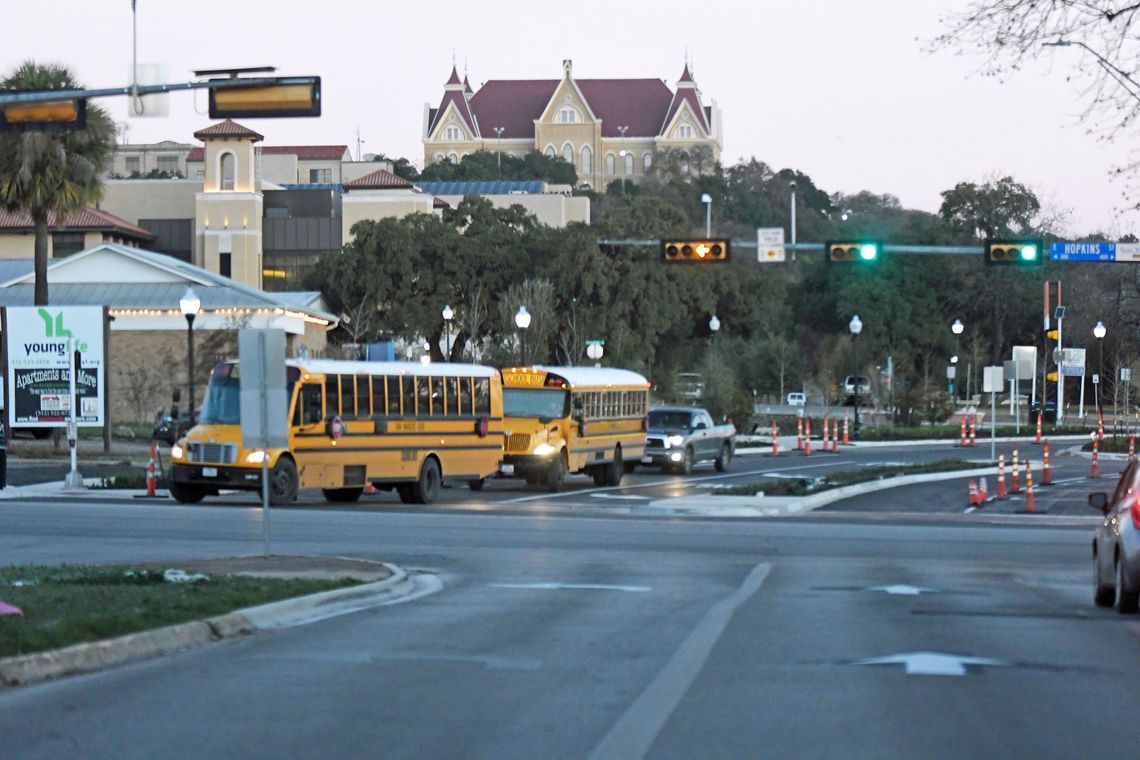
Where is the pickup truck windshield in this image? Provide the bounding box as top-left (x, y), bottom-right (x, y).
top-left (649, 410), bottom-right (693, 429)
top-left (504, 388), bottom-right (569, 419)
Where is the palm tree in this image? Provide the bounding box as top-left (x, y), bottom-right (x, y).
top-left (0, 61), bottom-right (115, 304)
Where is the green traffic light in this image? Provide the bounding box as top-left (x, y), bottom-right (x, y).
top-left (859, 244), bottom-right (878, 261)
top-left (1020, 244), bottom-right (1037, 261)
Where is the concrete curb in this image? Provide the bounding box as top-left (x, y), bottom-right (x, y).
top-left (636, 466), bottom-right (1011, 518)
top-left (0, 562), bottom-right (410, 688)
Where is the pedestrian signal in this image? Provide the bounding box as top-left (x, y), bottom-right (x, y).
top-left (825, 240), bottom-right (882, 264)
top-left (985, 239), bottom-right (1043, 266)
top-left (661, 239), bottom-right (730, 262)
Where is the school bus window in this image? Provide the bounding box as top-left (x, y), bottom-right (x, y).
top-left (427, 377), bottom-right (441, 416)
top-left (300, 383), bottom-right (322, 425)
top-left (414, 376), bottom-right (428, 416)
top-left (475, 378), bottom-right (490, 415)
top-left (446, 378), bottom-right (459, 416)
top-left (324, 375), bottom-right (340, 418)
top-left (358, 375), bottom-right (373, 417)
top-left (460, 377), bottom-right (473, 416)
top-left (402, 375), bottom-right (416, 416)
top-left (387, 376), bottom-right (401, 416)
top-left (340, 374), bottom-right (356, 418)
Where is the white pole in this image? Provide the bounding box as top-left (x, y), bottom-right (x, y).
top-left (1057, 318), bottom-right (1065, 426)
top-left (64, 340), bottom-right (83, 489)
top-left (258, 332), bottom-right (271, 557)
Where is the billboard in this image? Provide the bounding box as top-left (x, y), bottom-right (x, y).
top-left (5, 306), bottom-right (105, 427)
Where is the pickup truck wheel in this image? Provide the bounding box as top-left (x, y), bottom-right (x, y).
top-left (678, 446), bottom-right (694, 476)
top-left (715, 443), bottom-right (733, 472)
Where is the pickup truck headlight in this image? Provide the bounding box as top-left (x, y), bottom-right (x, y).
top-left (533, 443), bottom-right (557, 457)
top-left (667, 435), bottom-right (685, 447)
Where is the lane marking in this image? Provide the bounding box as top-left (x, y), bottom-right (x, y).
top-left (590, 494), bottom-right (651, 501)
top-left (868, 585), bottom-right (936, 596)
top-left (854, 651), bottom-right (1010, 677)
top-left (588, 562), bottom-right (772, 760)
top-left (489, 583), bottom-right (652, 592)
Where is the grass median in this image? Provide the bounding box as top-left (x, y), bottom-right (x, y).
top-left (715, 459), bottom-right (980, 497)
top-left (0, 565), bottom-right (360, 659)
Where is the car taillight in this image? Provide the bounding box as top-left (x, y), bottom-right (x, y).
top-left (1132, 498), bottom-right (1140, 530)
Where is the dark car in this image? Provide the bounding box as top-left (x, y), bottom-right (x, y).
top-left (1029, 399), bottom-right (1058, 423)
top-left (1089, 458), bottom-right (1140, 613)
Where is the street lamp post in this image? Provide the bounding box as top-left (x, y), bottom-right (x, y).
top-left (515, 305), bottom-right (531, 364)
top-left (617, 125), bottom-right (629, 192)
top-left (1094, 321), bottom-right (1106, 416)
top-left (951, 319), bottom-right (964, 402)
top-left (493, 127), bottom-right (504, 175)
top-left (701, 193), bottom-right (712, 237)
top-left (179, 286), bottom-right (201, 425)
top-left (442, 304), bottom-right (454, 362)
top-left (850, 314), bottom-right (863, 437)
top-left (709, 314), bottom-right (720, 353)
top-left (789, 179), bottom-right (797, 260)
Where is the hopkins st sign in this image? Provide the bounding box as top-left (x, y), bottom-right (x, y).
top-left (5, 306), bottom-right (105, 427)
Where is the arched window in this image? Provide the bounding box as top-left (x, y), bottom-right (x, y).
top-left (219, 152), bottom-right (235, 191)
top-left (544, 145), bottom-right (556, 158)
top-left (643, 153), bottom-right (653, 173)
top-left (557, 106), bottom-right (580, 123)
top-left (624, 151), bottom-right (634, 176)
top-left (605, 153), bottom-right (615, 175)
top-left (562, 143), bottom-right (574, 165)
top-left (448, 152), bottom-right (458, 164)
top-left (677, 123), bottom-right (694, 139)
top-left (580, 145), bottom-right (592, 174)
top-left (435, 153), bottom-right (445, 162)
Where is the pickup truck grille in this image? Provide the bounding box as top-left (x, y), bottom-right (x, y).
top-left (646, 436), bottom-right (666, 449)
top-left (188, 442), bottom-right (237, 464)
top-left (506, 433), bottom-right (531, 453)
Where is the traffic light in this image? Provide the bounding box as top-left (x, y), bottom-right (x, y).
top-left (208, 77), bottom-right (321, 119)
top-left (1046, 371), bottom-right (1059, 382)
top-left (661, 239), bottom-right (730, 262)
top-left (825, 240), bottom-right (882, 265)
top-left (985, 239), bottom-right (1043, 266)
top-left (1046, 330), bottom-right (1059, 341)
top-left (0, 95), bottom-right (86, 131)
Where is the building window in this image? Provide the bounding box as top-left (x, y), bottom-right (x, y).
top-left (544, 145), bottom-right (556, 158)
top-left (557, 107), bottom-right (579, 123)
top-left (445, 125), bottom-right (460, 141)
top-left (562, 143), bottom-right (573, 165)
top-left (220, 253), bottom-right (232, 279)
top-left (309, 168), bottom-right (332, 183)
top-left (448, 152), bottom-right (458, 164)
top-left (219, 152), bottom-right (235, 191)
top-left (580, 145), bottom-right (592, 174)
top-left (125, 156), bottom-right (141, 175)
top-left (678, 124), bottom-right (694, 139)
top-left (52, 232), bottom-right (85, 258)
top-left (157, 156), bottom-right (180, 175)
top-left (624, 152), bottom-right (634, 175)
top-left (605, 153), bottom-right (615, 175)
top-left (196, 169), bottom-right (204, 179)
top-left (436, 154), bottom-right (445, 162)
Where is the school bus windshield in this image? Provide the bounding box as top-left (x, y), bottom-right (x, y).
top-left (199, 363), bottom-right (297, 425)
top-left (503, 388), bottom-right (569, 419)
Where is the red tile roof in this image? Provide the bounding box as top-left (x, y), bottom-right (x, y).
top-left (187, 145), bottom-right (350, 162)
top-left (468, 80), bottom-right (557, 139)
top-left (0, 208), bottom-right (155, 239)
top-left (343, 168), bottom-right (413, 190)
top-left (661, 87), bottom-right (710, 135)
top-left (193, 120), bottom-right (264, 141)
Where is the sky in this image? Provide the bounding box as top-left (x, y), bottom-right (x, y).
top-left (2, 0), bottom-right (1133, 237)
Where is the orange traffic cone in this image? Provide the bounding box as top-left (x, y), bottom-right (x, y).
top-left (979, 477), bottom-right (988, 503)
top-left (804, 418), bottom-right (812, 456)
top-left (771, 421), bottom-right (779, 457)
top-left (960, 416), bottom-right (968, 447)
top-left (968, 479), bottom-right (980, 507)
top-left (1042, 440), bottom-right (1052, 485)
top-left (1098, 411), bottom-right (1105, 441)
top-left (1130, 433), bottom-right (1136, 459)
top-left (1025, 463), bottom-right (1036, 513)
top-left (796, 417), bottom-right (804, 450)
top-left (842, 412), bottom-right (850, 446)
top-left (146, 441), bottom-right (157, 498)
top-left (823, 418), bottom-right (831, 452)
top-left (997, 453), bottom-right (1007, 499)
top-left (1091, 438), bottom-right (1100, 478)
top-left (1011, 448), bottom-right (1021, 494)
top-left (969, 416), bottom-right (977, 447)
top-left (1035, 412), bottom-right (1043, 444)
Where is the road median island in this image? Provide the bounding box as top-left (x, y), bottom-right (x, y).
top-left (0, 557), bottom-right (405, 687)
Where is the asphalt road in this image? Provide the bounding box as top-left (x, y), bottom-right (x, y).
top-left (1, 497), bottom-right (1138, 758)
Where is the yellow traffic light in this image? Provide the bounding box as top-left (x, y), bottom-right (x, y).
top-left (1046, 330), bottom-right (1059, 340)
top-left (985, 239), bottom-right (1043, 266)
top-left (661, 239), bottom-right (730, 262)
top-left (0, 97), bottom-right (86, 131)
top-left (209, 77), bottom-right (321, 119)
top-left (825, 240), bottom-right (882, 264)
top-left (1046, 371), bottom-right (1059, 382)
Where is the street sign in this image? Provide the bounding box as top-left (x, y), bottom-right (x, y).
top-left (946, 366), bottom-right (956, 379)
top-left (1123, 368), bottom-right (1132, 381)
top-left (1050, 241), bottom-right (1115, 261)
top-left (1060, 347), bottom-right (1086, 377)
top-left (983, 366), bottom-right (1003, 393)
top-left (1093, 374), bottom-right (1100, 385)
top-left (238, 329), bottom-right (288, 450)
top-left (756, 228), bottom-right (785, 262)
top-left (1117, 243), bottom-right (1140, 262)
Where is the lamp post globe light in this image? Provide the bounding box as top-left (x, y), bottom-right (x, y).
top-left (709, 314), bottom-right (720, 333)
top-left (442, 304), bottom-right (454, 361)
top-left (1094, 321), bottom-right (1106, 415)
top-left (951, 319), bottom-right (964, 401)
top-left (515, 305), bottom-right (531, 364)
top-left (586, 342), bottom-right (604, 366)
top-left (849, 314), bottom-right (863, 437)
top-left (701, 193), bottom-right (712, 237)
top-left (179, 286), bottom-right (202, 426)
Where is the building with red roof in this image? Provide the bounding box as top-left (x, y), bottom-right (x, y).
top-left (423, 59), bottom-right (722, 189)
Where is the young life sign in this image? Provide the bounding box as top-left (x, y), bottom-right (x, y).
top-left (5, 306), bottom-right (105, 428)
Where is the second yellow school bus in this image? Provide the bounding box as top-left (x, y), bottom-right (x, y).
top-left (499, 366), bottom-right (649, 490)
top-left (168, 359), bottom-right (504, 505)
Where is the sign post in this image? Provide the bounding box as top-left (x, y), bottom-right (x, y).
top-left (984, 366), bottom-right (1004, 461)
top-left (239, 329), bottom-right (288, 557)
top-left (756, 228), bottom-right (786, 263)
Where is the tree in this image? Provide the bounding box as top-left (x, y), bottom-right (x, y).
top-left (370, 153), bottom-right (419, 181)
top-left (419, 150), bottom-right (577, 186)
top-left (0, 62), bottom-right (115, 305)
top-left (938, 176), bottom-right (1041, 240)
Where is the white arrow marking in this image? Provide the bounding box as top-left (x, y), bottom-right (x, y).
top-left (590, 493), bottom-right (651, 501)
top-left (868, 585), bottom-right (936, 596)
top-left (854, 651), bottom-right (1010, 676)
top-left (490, 583), bottom-right (652, 592)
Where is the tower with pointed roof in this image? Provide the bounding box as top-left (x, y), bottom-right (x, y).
top-left (422, 60), bottom-right (721, 189)
top-left (193, 119), bottom-right (266, 289)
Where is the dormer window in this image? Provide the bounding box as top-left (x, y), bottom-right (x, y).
top-left (557, 107), bottom-right (580, 124)
top-left (677, 124), bottom-right (694, 139)
top-left (445, 125), bottom-right (461, 141)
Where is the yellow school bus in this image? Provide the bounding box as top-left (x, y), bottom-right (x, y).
top-left (499, 366), bottom-right (649, 490)
top-left (168, 359), bottom-right (504, 505)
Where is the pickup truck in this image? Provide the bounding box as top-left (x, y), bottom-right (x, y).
top-left (639, 406), bottom-right (736, 475)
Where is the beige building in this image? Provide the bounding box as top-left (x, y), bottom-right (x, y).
top-left (110, 140), bottom-right (194, 178)
top-left (0, 209), bottom-right (155, 260)
top-left (423, 60), bottom-right (723, 189)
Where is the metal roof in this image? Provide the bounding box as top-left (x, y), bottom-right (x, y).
top-left (415, 180), bottom-right (544, 196)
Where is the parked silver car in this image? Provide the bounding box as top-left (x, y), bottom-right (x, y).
top-left (1090, 458), bottom-right (1140, 613)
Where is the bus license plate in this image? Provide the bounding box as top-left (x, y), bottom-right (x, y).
top-left (202, 467), bottom-right (218, 478)
top-left (500, 464), bottom-right (515, 475)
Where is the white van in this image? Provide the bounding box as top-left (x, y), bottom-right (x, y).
top-left (786, 392), bottom-right (806, 406)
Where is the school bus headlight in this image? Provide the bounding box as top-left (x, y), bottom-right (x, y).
top-left (245, 451), bottom-right (268, 464)
top-left (667, 435), bottom-right (685, 448)
top-left (171, 443), bottom-right (184, 460)
top-left (533, 443), bottom-right (557, 457)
